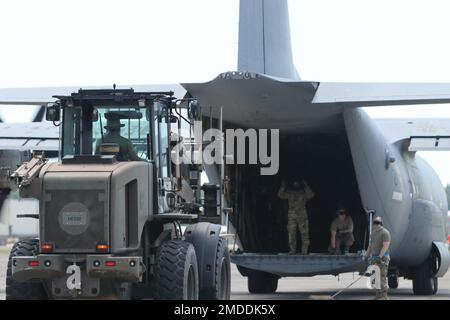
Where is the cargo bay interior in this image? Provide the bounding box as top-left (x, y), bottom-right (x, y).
top-left (226, 130), bottom-right (368, 254)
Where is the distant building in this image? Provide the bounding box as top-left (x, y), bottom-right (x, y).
top-left (0, 197), bottom-right (39, 244)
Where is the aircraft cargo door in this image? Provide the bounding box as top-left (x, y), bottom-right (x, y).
top-left (343, 108), bottom-right (411, 252)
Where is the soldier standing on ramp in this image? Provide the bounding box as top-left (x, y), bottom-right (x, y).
top-left (366, 216), bottom-right (391, 300)
top-left (278, 179), bottom-right (315, 254)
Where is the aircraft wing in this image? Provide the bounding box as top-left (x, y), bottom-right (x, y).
top-left (0, 122), bottom-right (59, 151)
top-left (375, 118), bottom-right (450, 151)
top-left (0, 84), bottom-right (186, 151)
top-left (0, 84), bottom-right (186, 106)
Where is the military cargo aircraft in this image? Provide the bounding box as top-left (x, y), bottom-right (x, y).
top-left (1, 0), bottom-right (450, 296)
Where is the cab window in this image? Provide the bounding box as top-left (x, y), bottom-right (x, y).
top-left (92, 107), bottom-right (149, 160)
top-left (61, 106), bottom-right (150, 161)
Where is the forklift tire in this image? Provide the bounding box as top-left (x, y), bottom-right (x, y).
top-left (152, 240), bottom-right (199, 300)
top-left (247, 271), bottom-right (278, 294)
top-left (412, 256), bottom-right (438, 295)
top-left (202, 237), bottom-right (231, 300)
top-left (184, 222), bottom-right (231, 300)
top-left (6, 239), bottom-right (48, 300)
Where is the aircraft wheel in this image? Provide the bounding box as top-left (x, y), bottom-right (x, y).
top-left (248, 271), bottom-right (278, 294)
top-left (432, 277), bottom-right (438, 295)
top-left (388, 274), bottom-right (399, 289)
top-left (6, 239), bottom-right (48, 300)
top-left (151, 240), bottom-right (199, 300)
top-left (412, 256), bottom-right (438, 295)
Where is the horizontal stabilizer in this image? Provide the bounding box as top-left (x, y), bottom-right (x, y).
top-left (313, 83), bottom-right (450, 106)
top-left (183, 73), bottom-right (450, 132)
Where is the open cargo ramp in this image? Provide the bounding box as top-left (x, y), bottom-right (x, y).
top-left (231, 252), bottom-right (366, 277)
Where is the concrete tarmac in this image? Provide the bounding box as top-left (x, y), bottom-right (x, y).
top-left (1, 247), bottom-right (450, 300)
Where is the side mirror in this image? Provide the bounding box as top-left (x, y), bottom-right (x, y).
top-left (45, 103), bottom-right (60, 122)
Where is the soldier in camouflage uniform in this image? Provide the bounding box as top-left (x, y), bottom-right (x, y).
top-left (329, 208), bottom-right (354, 254)
top-left (95, 117), bottom-right (143, 161)
top-left (366, 216), bottom-right (391, 300)
top-left (278, 179), bottom-right (315, 254)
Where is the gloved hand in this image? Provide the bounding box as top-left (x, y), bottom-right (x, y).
top-left (371, 256), bottom-right (382, 265)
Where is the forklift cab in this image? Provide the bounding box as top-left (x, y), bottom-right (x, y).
top-left (48, 90), bottom-right (166, 161)
top-left (47, 89), bottom-right (189, 214)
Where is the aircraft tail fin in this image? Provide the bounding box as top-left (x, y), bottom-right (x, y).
top-left (238, 0), bottom-right (299, 80)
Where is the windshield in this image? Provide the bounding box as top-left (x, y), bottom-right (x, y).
top-left (62, 106), bottom-right (150, 161)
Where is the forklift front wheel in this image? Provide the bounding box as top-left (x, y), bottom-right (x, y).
top-left (151, 240), bottom-right (199, 300)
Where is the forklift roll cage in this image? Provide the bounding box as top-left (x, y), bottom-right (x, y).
top-left (53, 88), bottom-right (174, 161)
top-left (48, 88), bottom-right (201, 213)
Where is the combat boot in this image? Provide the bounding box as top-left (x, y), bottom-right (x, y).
top-left (373, 292), bottom-right (382, 300)
top-left (373, 291), bottom-right (389, 300)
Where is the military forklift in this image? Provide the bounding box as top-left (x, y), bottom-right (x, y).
top-left (5, 88), bottom-right (231, 300)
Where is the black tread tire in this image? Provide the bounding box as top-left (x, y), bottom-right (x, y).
top-left (6, 239), bottom-right (48, 300)
top-left (248, 271), bottom-right (278, 294)
top-left (200, 237), bottom-right (231, 300)
top-left (432, 277), bottom-right (438, 295)
top-left (152, 240), bottom-right (199, 300)
top-left (412, 257), bottom-right (437, 295)
top-left (388, 275), bottom-right (399, 289)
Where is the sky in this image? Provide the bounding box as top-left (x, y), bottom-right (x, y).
top-left (1, 0), bottom-right (450, 184)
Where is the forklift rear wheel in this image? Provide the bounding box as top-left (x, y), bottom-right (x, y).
top-left (6, 239), bottom-right (48, 300)
top-left (151, 240), bottom-right (199, 300)
top-left (248, 271), bottom-right (279, 294)
top-left (203, 237), bottom-right (231, 300)
top-left (184, 222), bottom-right (231, 300)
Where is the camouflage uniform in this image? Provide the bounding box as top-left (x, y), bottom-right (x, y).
top-left (372, 256), bottom-right (390, 295)
top-left (278, 182), bottom-right (315, 254)
top-left (369, 226), bottom-right (391, 299)
top-left (330, 215), bottom-right (355, 254)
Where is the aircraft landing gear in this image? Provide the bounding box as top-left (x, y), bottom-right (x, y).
top-left (412, 255), bottom-right (438, 295)
top-left (388, 269), bottom-right (399, 289)
top-left (388, 273), bottom-right (399, 289)
top-left (247, 271), bottom-right (279, 294)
